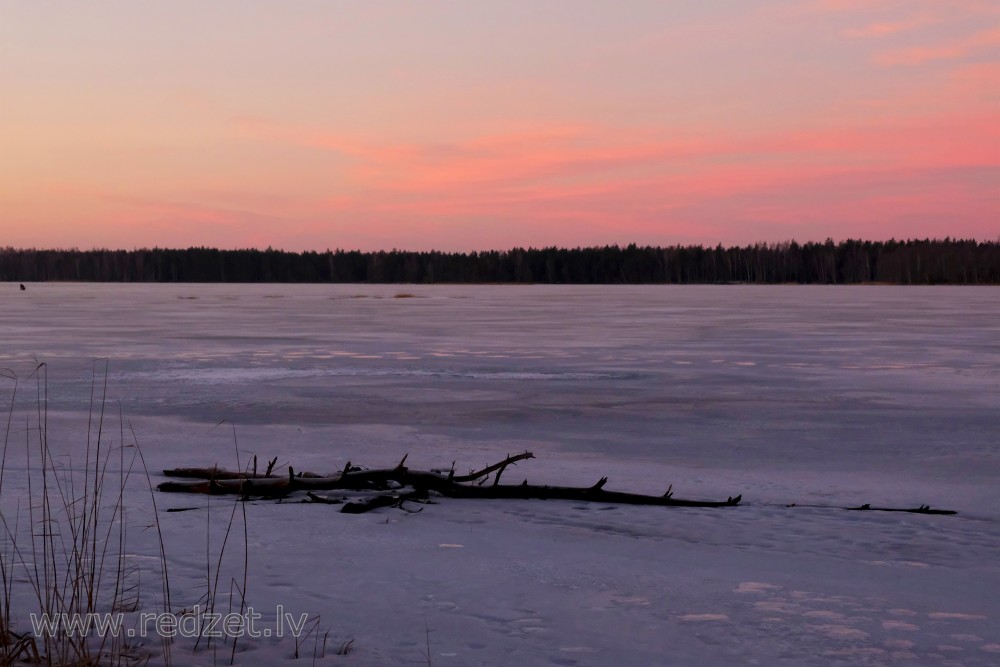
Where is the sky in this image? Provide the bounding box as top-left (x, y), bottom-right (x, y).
top-left (1, 0), bottom-right (998, 252)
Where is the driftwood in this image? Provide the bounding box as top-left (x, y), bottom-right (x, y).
top-left (158, 452), bottom-right (743, 513)
top-left (162, 456), bottom-right (280, 480)
top-left (158, 454), bottom-right (955, 516)
top-left (845, 503), bottom-right (957, 515)
top-left (786, 502), bottom-right (957, 515)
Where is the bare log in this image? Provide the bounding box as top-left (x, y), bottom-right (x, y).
top-left (158, 477), bottom-right (294, 497)
top-left (785, 502), bottom-right (957, 515)
top-left (845, 503), bottom-right (957, 515)
top-left (157, 452), bottom-right (742, 511)
top-left (162, 467), bottom-right (269, 480)
top-left (157, 455), bottom-right (958, 518)
top-left (433, 482), bottom-right (740, 508)
top-left (158, 479), bottom-right (214, 493)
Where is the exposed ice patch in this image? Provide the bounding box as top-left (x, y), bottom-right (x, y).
top-left (754, 600), bottom-right (800, 614)
top-left (882, 620), bottom-right (920, 631)
top-left (677, 613), bottom-right (729, 622)
top-left (734, 581), bottom-right (781, 594)
top-left (610, 594), bottom-right (651, 607)
top-left (929, 612), bottom-right (987, 620)
top-left (938, 644), bottom-right (964, 652)
top-left (808, 624), bottom-right (870, 640)
top-left (821, 647), bottom-right (885, 659)
top-left (888, 608), bottom-right (918, 617)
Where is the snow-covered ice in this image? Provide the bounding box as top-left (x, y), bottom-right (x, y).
top-left (2, 283), bottom-right (998, 665)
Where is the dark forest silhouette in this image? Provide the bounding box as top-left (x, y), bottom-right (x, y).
top-left (2, 239), bottom-right (999, 284)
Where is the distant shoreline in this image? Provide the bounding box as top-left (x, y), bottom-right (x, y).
top-left (8, 281), bottom-right (996, 287)
top-left (3, 240), bottom-right (999, 285)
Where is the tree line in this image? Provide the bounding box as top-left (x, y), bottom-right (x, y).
top-left (2, 239), bottom-right (998, 284)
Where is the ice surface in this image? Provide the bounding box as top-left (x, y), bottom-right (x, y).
top-left (1, 283), bottom-right (998, 665)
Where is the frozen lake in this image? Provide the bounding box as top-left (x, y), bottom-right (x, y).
top-left (2, 283), bottom-right (999, 665)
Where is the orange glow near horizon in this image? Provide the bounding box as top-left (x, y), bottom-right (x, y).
top-left (1, 1), bottom-right (998, 251)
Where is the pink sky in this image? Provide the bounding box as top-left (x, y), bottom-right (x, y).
top-left (2, 1), bottom-right (998, 251)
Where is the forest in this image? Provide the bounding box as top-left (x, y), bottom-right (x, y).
top-left (2, 239), bottom-right (998, 284)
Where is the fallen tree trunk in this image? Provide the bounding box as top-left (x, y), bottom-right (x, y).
top-left (335, 484), bottom-right (740, 514)
top-left (422, 479), bottom-right (740, 507)
top-left (845, 503), bottom-right (956, 515)
top-left (785, 502), bottom-right (957, 515)
top-left (161, 456), bottom-right (287, 480)
top-left (159, 452), bottom-right (742, 511)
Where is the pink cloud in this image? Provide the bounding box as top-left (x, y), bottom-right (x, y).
top-left (844, 13), bottom-right (937, 38)
top-left (14, 99), bottom-right (993, 251)
top-left (946, 61), bottom-right (1000, 100)
top-left (814, 0), bottom-right (998, 14)
top-left (231, 105), bottom-right (996, 248)
top-left (875, 24), bottom-right (1000, 65)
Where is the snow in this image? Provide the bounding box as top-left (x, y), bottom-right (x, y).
top-left (2, 283), bottom-right (999, 665)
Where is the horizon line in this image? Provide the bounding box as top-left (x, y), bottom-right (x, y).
top-left (5, 236), bottom-right (999, 255)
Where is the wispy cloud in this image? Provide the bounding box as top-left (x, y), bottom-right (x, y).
top-left (875, 24), bottom-right (1000, 65)
top-left (844, 14), bottom-right (937, 38)
top-left (228, 105), bottom-right (1000, 247)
